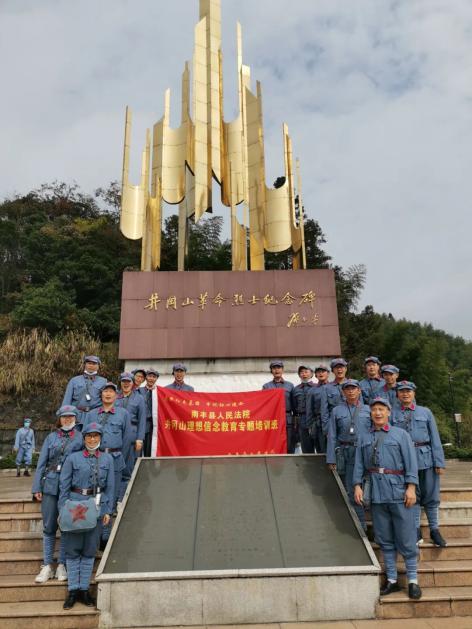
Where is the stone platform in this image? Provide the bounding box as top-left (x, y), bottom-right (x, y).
top-left (96, 456), bottom-right (380, 627)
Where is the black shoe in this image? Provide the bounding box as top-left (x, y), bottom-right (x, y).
top-left (80, 589), bottom-right (96, 607)
top-left (380, 581), bottom-right (401, 596)
top-left (430, 528), bottom-right (447, 547)
top-left (63, 590), bottom-right (79, 609)
top-left (408, 583), bottom-right (422, 599)
top-left (16, 470), bottom-right (21, 477)
top-left (23, 470), bottom-right (30, 477)
top-left (417, 527), bottom-right (424, 545)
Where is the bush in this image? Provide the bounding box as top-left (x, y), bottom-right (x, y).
top-left (0, 451), bottom-right (39, 469)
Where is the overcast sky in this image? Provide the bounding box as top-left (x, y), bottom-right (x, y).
top-left (1, 0), bottom-right (471, 340)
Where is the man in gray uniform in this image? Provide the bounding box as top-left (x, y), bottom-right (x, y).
top-left (139, 368), bottom-right (159, 457)
top-left (320, 357), bottom-right (349, 437)
top-left (165, 363), bottom-right (194, 391)
top-left (306, 363), bottom-right (330, 453)
top-left (262, 360), bottom-right (295, 453)
top-left (353, 396), bottom-right (421, 600)
top-left (391, 381), bottom-right (446, 547)
top-left (62, 355), bottom-right (107, 427)
top-left (292, 365), bottom-right (316, 453)
top-left (359, 356), bottom-right (385, 404)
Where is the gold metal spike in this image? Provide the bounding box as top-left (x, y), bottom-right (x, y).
top-left (119, 0), bottom-right (307, 271)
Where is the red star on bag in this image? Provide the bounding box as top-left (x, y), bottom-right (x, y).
top-left (69, 503), bottom-right (89, 522)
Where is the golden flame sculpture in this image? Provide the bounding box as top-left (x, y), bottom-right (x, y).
top-left (120, 0), bottom-right (306, 272)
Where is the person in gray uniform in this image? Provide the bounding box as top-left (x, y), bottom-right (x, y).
top-left (262, 360), bottom-right (295, 453)
top-left (14, 418), bottom-right (35, 476)
top-left (391, 380), bottom-right (447, 547)
top-left (326, 379), bottom-right (371, 529)
top-left (320, 357), bottom-right (349, 437)
top-left (165, 363), bottom-right (194, 391)
top-left (132, 368), bottom-right (146, 389)
top-left (32, 405), bottom-right (83, 584)
top-left (379, 364), bottom-right (400, 410)
top-left (359, 356), bottom-right (385, 404)
top-left (59, 422), bottom-right (114, 609)
top-left (139, 368), bottom-right (159, 457)
top-left (83, 382), bottom-right (132, 544)
top-left (116, 372), bottom-right (146, 494)
top-left (62, 355), bottom-right (107, 427)
top-left (306, 363), bottom-right (330, 453)
top-left (353, 396), bottom-right (421, 600)
top-left (292, 365), bottom-right (316, 453)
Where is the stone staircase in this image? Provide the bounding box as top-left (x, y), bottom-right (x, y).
top-left (0, 498), bottom-right (99, 629)
top-left (376, 486), bottom-right (472, 619)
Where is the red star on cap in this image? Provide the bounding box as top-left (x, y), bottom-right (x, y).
top-left (69, 503), bottom-right (89, 522)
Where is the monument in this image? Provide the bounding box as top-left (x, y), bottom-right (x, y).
top-left (117, 0), bottom-right (341, 384)
top-left (94, 3), bottom-right (381, 627)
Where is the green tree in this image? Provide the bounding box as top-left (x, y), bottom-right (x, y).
top-left (11, 279), bottom-right (78, 334)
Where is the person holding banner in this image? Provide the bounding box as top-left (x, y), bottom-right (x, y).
top-left (165, 363), bottom-right (194, 391)
top-left (139, 368), bottom-right (159, 456)
top-left (262, 360), bottom-right (295, 453)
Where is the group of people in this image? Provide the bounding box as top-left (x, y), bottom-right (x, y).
top-left (263, 355), bottom-right (446, 600)
top-left (26, 355), bottom-right (192, 610)
top-left (17, 353), bottom-right (446, 607)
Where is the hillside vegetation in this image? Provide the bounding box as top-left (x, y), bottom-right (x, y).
top-left (0, 182), bottom-right (470, 454)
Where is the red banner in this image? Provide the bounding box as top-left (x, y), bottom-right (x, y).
top-left (156, 387), bottom-right (286, 456)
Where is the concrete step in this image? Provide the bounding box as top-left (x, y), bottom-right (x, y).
top-left (374, 539), bottom-right (472, 563)
top-left (0, 499), bottom-right (41, 514)
top-left (441, 488), bottom-right (472, 502)
top-left (0, 600), bottom-right (99, 629)
top-left (438, 502), bottom-right (472, 520)
top-left (0, 574), bottom-right (97, 603)
top-left (0, 531), bottom-right (59, 553)
top-left (0, 551), bottom-right (44, 575)
top-left (368, 501), bottom-right (472, 523)
top-left (420, 520), bottom-right (472, 538)
top-left (377, 585), bottom-right (472, 619)
top-left (368, 520), bottom-right (472, 540)
top-left (420, 539), bottom-right (472, 562)
top-left (0, 512), bottom-right (42, 533)
top-left (0, 551), bottom-right (100, 577)
top-left (382, 560), bottom-right (472, 588)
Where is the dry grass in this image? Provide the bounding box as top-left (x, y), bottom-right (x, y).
top-left (0, 328), bottom-right (121, 401)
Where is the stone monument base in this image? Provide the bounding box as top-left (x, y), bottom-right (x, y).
top-left (96, 457), bottom-right (380, 627)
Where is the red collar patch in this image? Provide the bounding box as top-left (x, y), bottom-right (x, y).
top-left (98, 406), bottom-right (115, 414)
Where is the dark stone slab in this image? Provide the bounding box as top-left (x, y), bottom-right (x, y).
top-left (103, 456), bottom-right (373, 574)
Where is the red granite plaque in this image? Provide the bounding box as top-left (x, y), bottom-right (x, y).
top-left (119, 270), bottom-right (341, 359)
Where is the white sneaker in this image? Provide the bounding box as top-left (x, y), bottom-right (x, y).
top-left (35, 564), bottom-right (54, 583)
top-left (55, 563), bottom-right (68, 581)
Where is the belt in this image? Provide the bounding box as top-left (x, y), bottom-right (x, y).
top-left (414, 441), bottom-right (430, 447)
top-left (339, 440), bottom-right (356, 446)
top-left (72, 487), bottom-right (94, 496)
top-left (103, 447), bottom-right (120, 453)
top-left (77, 406), bottom-right (91, 412)
top-left (368, 468), bottom-right (404, 475)
top-left (130, 420), bottom-right (138, 426)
